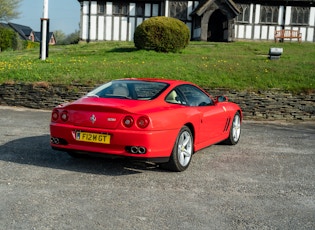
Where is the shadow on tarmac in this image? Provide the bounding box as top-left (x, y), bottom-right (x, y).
top-left (0, 135), bottom-right (164, 175)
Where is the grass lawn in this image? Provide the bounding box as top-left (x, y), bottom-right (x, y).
top-left (0, 41), bottom-right (314, 93)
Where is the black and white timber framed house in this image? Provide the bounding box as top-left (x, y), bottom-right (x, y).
top-left (77, 0), bottom-right (315, 42)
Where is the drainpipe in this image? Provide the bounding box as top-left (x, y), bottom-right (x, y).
top-left (87, 0), bottom-right (91, 43)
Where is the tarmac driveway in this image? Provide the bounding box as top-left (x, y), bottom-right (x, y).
top-left (0, 106), bottom-right (314, 229)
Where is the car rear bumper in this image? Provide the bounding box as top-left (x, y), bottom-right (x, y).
top-left (50, 123), bottom-right (178, 159)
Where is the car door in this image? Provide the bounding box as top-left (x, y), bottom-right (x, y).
top-left (177, 85), bottom-right (228, 144)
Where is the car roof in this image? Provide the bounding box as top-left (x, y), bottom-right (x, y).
top-left (115, 78), bottom-right (193, 87)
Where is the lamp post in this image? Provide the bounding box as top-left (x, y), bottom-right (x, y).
top-left (40, 0), bottom-right (49, 60)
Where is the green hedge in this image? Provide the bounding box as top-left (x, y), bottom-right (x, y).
top-left (134, 16), bottom-right (190, 53)
top-left (0, 27), bottom-right (26, 51)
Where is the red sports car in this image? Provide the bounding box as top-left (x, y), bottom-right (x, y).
top-left (50, 78), bottom-right (242, 171)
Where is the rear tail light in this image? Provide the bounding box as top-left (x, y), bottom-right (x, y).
top-left (61, 111), bottom-right (69, 122)
top-left (137, 116), bottom-right (150, 128)
top-left (51, 110), bottom-right (59, 121)
top-left (123, 116), bottom-right (134, 128)
top-left (122, 115), bottom-right (150, 129)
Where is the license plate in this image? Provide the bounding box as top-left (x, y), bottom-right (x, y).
top-left (76, 131), bottom-right (110, 144)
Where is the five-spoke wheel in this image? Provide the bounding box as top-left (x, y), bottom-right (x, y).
top-left (224, 112), bottom-right (241, 145)
top-left (162, 126), bottom-right (193, 172)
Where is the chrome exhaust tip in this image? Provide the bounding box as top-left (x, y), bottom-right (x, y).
top-left (127, 146), bottom-right (147, 154)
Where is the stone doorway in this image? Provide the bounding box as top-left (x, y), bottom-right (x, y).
top-left (207, 10), bottom-right (228, 42)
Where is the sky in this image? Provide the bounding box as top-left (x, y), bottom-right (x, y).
top-left (11, 0), bottom-right (80, 34)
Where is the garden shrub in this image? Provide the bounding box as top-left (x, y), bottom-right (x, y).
top-left (134, 16), bottom-right (190, 53)
top-left (25, 41), bottom-right (40, 49)
top-left (0, 27), bottom-right (16, 51)
top-left (0, 27), bottom-right (25, 51)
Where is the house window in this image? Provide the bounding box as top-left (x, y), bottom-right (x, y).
top-left (236, 4), bottom-right (250, 23)
top-left (260, 6), bottom-right (278, 24)
top-left (291, 7), bottom-right (309, 25)
top-left (194, 16), bottom-right (201, 28)
top-left (113, 2), bottom-right (128, 16)
top-left (98, 2), bottom-right (105, 14)
top-left (169, 1), bottom-right (188, 21)
top-left (136, 3), bottom-right (145, 16)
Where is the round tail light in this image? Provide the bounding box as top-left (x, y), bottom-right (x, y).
top-left (123, 116), bottom-right (134, 128)
top-left (137, 116), bottom-right (150, 128)
top-left (52, 110), bottom-right (59, 121)
top-left (61, 111), bottom-right (69, 122)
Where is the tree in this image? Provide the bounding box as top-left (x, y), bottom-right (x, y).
top-left (0, 0), bottom-right (21, 22)
top-left (53, 30), bottom-right (66, 44)
top-left (56, 30), bottom-right (80, 45)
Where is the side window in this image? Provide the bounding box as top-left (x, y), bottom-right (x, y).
top-left (177, 85), bottom-right (213, 106)
top-left (165, 90), bottom-right (184, 104)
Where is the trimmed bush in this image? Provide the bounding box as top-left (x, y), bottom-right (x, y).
top-left (134, 16), bottom-right (190, 53)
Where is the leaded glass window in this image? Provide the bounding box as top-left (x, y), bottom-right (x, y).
top-left (260, 6), bottom-right (278, 24)
top-left (236, 4), bottom-right (250, 23)
top-left (169, 1), bottom-right (188, 21)
top-left (291, 7), bottom-right (309, 25)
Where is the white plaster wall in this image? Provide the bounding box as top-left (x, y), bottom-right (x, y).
top-left (237, 25), bottom-right (245, 39)
top-left (113, 17), bottom-right (120, 40)
top-left (121, 17), bottom-right (128, 41)
top-left (307, 28), bottom-right (314, 41)
top-left (98, 16), bottom-right (105, 40)
top-left (91, 1), bottom-right (97, 14)
top-left (105, 16), bottom-right (112, 40)
top-left (261, 26), bottom-right (268, 39)
top-left (285, 7), bottom-right (291, 26)
top-left (90, 16), bottom-right (97, 40)
top-left (253, 25), bottom-right (260, 39)
top-left (245, 25), bottom-right (252, 39)
top-left (255, 5), bottom-right (260, 24)
top-left (82, 15), bottom-right (88, 40)
top-left (310, 7), bottom-right (315, 26)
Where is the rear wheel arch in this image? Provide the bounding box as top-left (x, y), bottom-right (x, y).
top-left (184, 122), bottom-right (196, 150)
top-left (161, 125), bottom-right (194, 172)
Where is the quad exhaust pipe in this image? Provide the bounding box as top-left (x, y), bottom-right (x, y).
top-left (51, 137), bottom-right (60, 144)
top-left (50, 137), bottom-right (67, 145)
top-left (129, 146), bottom-right (146, 154)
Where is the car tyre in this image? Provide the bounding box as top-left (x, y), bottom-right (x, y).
top-left (162, 126), bottom-right (193, 172)
top-left (224, 112), bottom-right (241, 145)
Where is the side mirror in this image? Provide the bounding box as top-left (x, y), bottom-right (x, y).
top-left (215, 96), bottom-right (228, 103)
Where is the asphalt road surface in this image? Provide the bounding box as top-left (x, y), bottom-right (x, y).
top-left (0, 106), bottom-right (314, 230)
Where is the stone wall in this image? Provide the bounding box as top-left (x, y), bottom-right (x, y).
top-left (0, 83), bottom-right (314, 121)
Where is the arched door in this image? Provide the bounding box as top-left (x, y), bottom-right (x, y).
top-left (207, 10), bottom-right (228, 42)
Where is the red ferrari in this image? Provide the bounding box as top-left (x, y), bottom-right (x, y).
top-left (50, 78), bottom-right (242, 171)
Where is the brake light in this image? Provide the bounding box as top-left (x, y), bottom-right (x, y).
top-left (123, 116), bottom-right (134, 128)
top-left (137, 116), bottom-right (150, 128)
top-left (61, 111), bottom-right (69, 122)
top-left (51, 110), bottom-right (59, 121)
